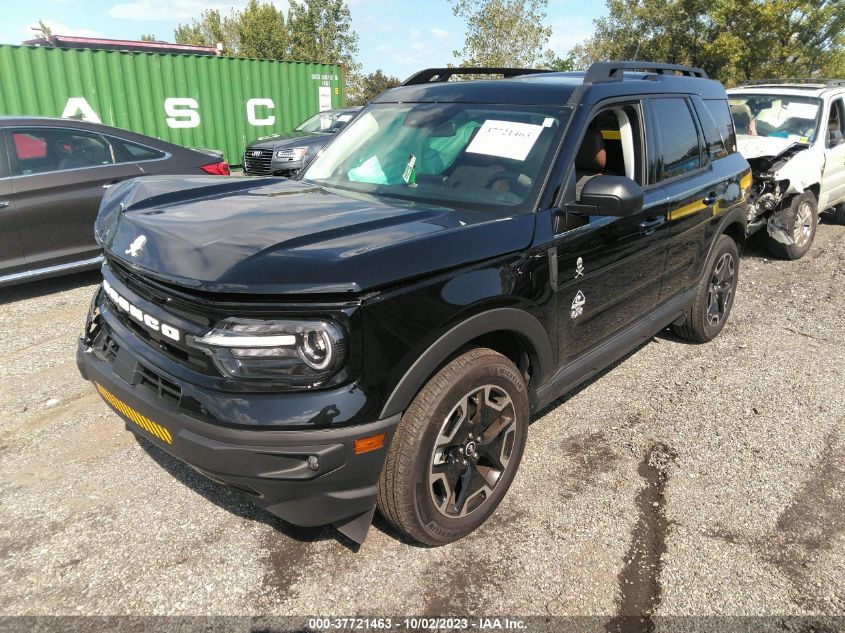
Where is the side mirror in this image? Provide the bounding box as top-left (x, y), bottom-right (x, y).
top-left (578, 175), bottom-right (644, 217)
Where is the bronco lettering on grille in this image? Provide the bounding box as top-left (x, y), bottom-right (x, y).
top-left (102, 279), bottom-right (182, 342)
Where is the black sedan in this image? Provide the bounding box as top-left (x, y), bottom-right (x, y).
top-left (0, 116), bottom-right (230, 287)
top-left (242, 107), bottom-right (361, 176)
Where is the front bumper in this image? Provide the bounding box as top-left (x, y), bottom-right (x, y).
top-left (77, 326), bottom-right (399, 540)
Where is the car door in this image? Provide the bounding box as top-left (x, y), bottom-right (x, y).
top-left (0, 130), bottom-right (28, 281)
top-left (554, 101), bottom-right (670, 366)
top-left (655, 96), bottom-right (736, 301)
top-left (819, 96), bottom-right (845, 210)
top-left (6, 126), bottom-right (143, 271)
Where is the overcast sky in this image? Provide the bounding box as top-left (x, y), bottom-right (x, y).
top-left (0, 0), bottom-right (605, 79)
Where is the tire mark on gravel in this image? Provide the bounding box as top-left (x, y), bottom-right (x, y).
top-left (607, 443), bottom-right (676, 633)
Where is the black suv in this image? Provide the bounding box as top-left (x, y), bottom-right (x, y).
top-left (77, 62), bottom-right (750, 546)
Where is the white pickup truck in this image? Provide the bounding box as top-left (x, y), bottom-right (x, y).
top-left (728, 81), bottom-right (845, 259)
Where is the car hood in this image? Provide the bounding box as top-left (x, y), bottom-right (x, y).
top-left (246, 131), bottom-right (325, 150)
top-left (96, 176), bottom-right (535, 295)
top-left (736, 135), bottom-right (806, 160)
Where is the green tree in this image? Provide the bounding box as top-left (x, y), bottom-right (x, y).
top-left (174, 1), bottom-right (286, 58)
top-left (139, 34), bottom-right (156, 42)
top-left (347, 69), bottom-right (401, 105)
top-left (450, 0), bottom-right (554, 67)
top-left (237, 0), bottom-right (287, 59)
top-left (543, 52), bottom-right (576, 71)
top-left (572, 0), bottom-right (845, 85)
top-left (174, 8), bottom-right (236, 53)
top-left (32, 20), bottom-right (53, 39)
top-left (286, 0), bottom-right (359, 66)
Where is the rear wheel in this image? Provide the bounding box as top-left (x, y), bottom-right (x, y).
top-left (767, 192), bottom-right (817, 260)
top-left (673, 234), bottom-right (739, 343)
top-left (834, 203), bottom-right (845, 225)
top-left (377, 348), bottom-right (529, 545)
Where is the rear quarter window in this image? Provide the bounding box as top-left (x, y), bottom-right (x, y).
top-left (649, 98), bottom-right (702, 182)
top-left (114, 138), bottom-right (166, 162)
top-left (704, 99), bottom-right (737, 155)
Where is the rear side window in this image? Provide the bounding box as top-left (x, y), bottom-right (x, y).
top-left (649, 98), bottom-right (701, 182)
top-left (115, 138), bottom-right (166, 162)
top-left (8, 127), bottom-right (114, 176)
top-left (692, 98), bottom-right (728, 161)
top-left (704, 99), bottom-right (737, 155)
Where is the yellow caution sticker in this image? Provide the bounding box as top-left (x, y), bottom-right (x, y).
top-left (95, 382), bottom-right (173, 444)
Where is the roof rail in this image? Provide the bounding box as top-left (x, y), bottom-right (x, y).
top-left (741, 78), bottom-right (845, 87)
top-left (584, 61), bottom-right (708, 83)
top-left (401, 67), bottom-right (552, 86)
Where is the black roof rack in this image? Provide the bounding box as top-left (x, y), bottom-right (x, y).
top-left (584, 61), bottom-right (708, 83)
top-left (401, 67), bottom-right (552, 86)
top-left (741, 78), bottom-right (845, 88)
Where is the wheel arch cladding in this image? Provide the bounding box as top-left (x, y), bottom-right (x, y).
top-left (722, 220), bottom-right (746, 254)
top-left (379, 308), bottom-right (553, 419)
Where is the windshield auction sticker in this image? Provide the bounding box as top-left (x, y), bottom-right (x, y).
top-left (466, 120), bottom-right (544, 161)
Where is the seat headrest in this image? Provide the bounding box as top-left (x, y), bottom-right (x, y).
top-left (576, 128), bottom-right (606, 172)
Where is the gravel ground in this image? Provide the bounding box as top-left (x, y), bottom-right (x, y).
top-left (0, 219), bottom-right (843, 627)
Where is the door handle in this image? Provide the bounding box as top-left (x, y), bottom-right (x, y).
top-left (0, 201), bottom-right (9, 208)
top-left (703, 192), bottom-right (719, 206)
top-left (639, 215), bottom-right (666, 233)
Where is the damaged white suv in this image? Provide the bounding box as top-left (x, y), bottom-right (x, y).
top-left (728, 81), bottom-right (845, 259)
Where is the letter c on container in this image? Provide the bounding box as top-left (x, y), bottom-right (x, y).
top-left (247, 98), bottom-right (275, 126)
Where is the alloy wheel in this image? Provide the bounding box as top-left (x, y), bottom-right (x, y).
top-left (428, 385), bottom-right (517, 518)
top-left (707, 252), bottom-right (735, 327)
top-left (793, 201), bottom-right (813, 248)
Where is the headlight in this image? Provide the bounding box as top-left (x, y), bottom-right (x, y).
top-left (277, 147), bottom-right (308, 160)
top-left (188, 318), bottom-right (346, 385)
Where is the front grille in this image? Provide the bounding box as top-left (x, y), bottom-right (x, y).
top-left (104, 261), bottom-right (216, 375)
top-left (243, 148), bottom-right (273, 175)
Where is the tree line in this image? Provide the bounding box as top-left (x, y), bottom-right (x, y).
top-left (158, 0), bottom-right (842, 104)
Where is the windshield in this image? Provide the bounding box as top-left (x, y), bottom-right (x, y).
top-left (301, 103), bottom-right (570, 211)
top-left (729, 94), bottom-right (822, 143)
top-left (295, 110), bottom-right (356, 134)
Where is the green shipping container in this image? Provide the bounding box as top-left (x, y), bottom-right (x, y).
top-left (0, 44), bottom-right (346, 165)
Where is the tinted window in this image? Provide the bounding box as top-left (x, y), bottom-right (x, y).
top-left (692, 99), bottom-right (728, 161)
top-left (116, 138), bottom-right (166, 161)
top-left (9, 128), bottom-right (114, 176)
top-left (705, 99), bottom-right (737, 154)
top-left (828, 98), bottom-right (845, 146)
top-left (650, 98), bottom-right (701, 182)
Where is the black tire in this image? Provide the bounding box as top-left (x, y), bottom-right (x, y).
top-left (673, 234), bottom-right (739, 343)
top-left (835, 203), bottom-right (845, 225)
top-left (377, 348), bottom-right (529, 545)
top-left (766, 192), bottom-right (818, 260)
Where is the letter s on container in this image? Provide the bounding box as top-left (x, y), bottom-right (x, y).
top-left (164, 98), bottom-right (200, 129)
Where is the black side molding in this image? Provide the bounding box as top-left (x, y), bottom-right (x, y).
top-left (534, 287), bottom-right (696, 412)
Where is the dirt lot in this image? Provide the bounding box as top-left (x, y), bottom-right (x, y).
top-left (1, 220), bottom-right (844, 626)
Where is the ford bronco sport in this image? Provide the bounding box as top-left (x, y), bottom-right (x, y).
top-left (78, 62), bottom-right (750, 546)
top-left (728, 80), bottom-right (845, 259)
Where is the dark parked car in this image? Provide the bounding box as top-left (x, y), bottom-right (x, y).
top-left (0, 116), bottom-right (229, 287)
top-left (242, 107), bottom-right (361, 176)
top-left (78, 63), bottom-right (749, 546)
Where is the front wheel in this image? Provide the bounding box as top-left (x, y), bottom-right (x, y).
top-left (767, 192), bottom-right (818, 260)
top-left (673, 234), bottom-right (739, 343)
top-left (377, 348), bottom-right (529, 545)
